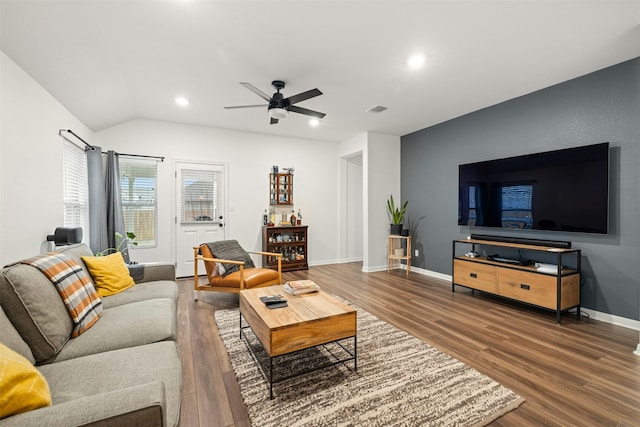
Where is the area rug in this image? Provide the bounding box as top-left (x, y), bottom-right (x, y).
top-left (214, 301), bottom-right (524, 427)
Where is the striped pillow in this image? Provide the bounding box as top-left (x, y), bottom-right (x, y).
top-left (21, 253), bottom-right (102, 337)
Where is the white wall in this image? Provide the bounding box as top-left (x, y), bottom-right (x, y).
top-left (94, 119), bottom-right (341, 266)
top-left (366, 132), bottom-right (401, 271)
top-left (0, 51), bottom-right (92, 264)
top-left (346, 155), bottom-right (363, 261)
top-left (339, 132), bottom-right (401, 272)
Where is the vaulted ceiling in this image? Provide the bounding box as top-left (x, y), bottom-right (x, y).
top-left (1, 1), bottom-right (639, 142)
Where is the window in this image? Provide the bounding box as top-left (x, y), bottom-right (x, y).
top-left (120, 159), bottom-right (157, 246)
top-left (180, 168), bottom-right (224, 224)
top-left (63, 141), bottom-right (88, 235)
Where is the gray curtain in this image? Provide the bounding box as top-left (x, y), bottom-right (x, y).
top-left (86, 147), bottom-right (108, 254)
top-left (105, 151), bottom-right (129, 263)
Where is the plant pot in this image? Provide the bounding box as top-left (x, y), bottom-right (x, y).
top-left (390, 224), bottom-right (402, 235)
top-left (401, 228), bottom-right (409, 237)
top-left (394, 248), bottom-right (405, 257)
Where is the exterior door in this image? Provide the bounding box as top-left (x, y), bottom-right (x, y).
top-left (175, 161), bottom-right (227, 278)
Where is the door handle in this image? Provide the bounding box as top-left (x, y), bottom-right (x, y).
top-left (219, 223), bottom-right (224, 228)
top-left (470, 273), bottom-right (477, 278)
top-left (520, 284), bottom-right (530, 290)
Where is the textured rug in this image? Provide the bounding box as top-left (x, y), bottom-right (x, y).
top-left (214, 301), bottom-right (524, 427)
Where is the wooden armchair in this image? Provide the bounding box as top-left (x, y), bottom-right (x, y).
top-left (193, 242), bottom-right (282, 300)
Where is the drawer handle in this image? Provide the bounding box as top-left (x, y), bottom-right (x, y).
top-left (520, 284), bottom-right (530, 290)
top-left (470, 273), bottom-right (477, 278)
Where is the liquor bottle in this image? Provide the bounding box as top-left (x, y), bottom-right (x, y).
top-left (297, 209), bottom-right (302, 224)
top-left (269, 207), bottom-right (275, 225)
top-left (263, 209), bottom-right (268, 225)
top-left (290, 209), bottom-right (296, 226)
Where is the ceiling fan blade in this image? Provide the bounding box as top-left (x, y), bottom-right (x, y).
top-left (224, 104), bottom-right (267, 109)
top-left (240, 82), bottom-right (271, 101)
top-left (270, 117), bottom-right (279, 125)
top-left (286, 88), bottom-right (322, 105)
top-left (288, 105), bottom-right (326, 119)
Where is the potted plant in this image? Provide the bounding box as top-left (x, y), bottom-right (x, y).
top-left (97, 231), bottom-right (138, 260)
top-left (387, 194), bottom-right (408, 235)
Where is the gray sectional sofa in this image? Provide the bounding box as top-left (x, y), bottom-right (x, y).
top-left (0, 243), bottom-right (181, 427)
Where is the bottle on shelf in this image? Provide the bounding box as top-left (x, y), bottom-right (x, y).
top-left (263, 209), bottom-right (268, 225)
top-left (290, 209), bottom-right (296, 226)
top-left (269, 207), bottom-right (275, 225)
top-left (297, 209), bottom-right (302, 224)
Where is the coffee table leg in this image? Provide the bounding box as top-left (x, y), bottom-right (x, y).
top-left (354, 336), bottom-right (358, 371)
top-left (269, 357), bottom-right (274, 400)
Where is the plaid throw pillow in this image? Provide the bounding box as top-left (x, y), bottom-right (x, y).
top-left (206, 240), bottom-right (255, 277)
top-left (21, 253), bottom-right (103, 337)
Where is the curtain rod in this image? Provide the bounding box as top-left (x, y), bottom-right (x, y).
top-left (102, 152), bottom-right (165, 162)
top-left (58, 129), bottom-right (95, 149)
top-left (58, 129), bottom-right (164, 161)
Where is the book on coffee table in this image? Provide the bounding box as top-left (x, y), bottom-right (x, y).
top-left (283, 279), bottom-right (320, 295)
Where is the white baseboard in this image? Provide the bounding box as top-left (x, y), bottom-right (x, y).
top-left (579, 308), bottom-right (640, 332)
top-left (412, 267), bottom-right (640, 333)
top-left (634, 344), bottom-right (640, 357)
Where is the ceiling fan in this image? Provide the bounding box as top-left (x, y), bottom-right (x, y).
top-left (224, 80), bottom-right (326, 124)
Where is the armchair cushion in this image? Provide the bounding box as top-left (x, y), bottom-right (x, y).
top-left (205, 240), bottom-right (255, 276)
top-left (205, 267), bottom-right (279, 289)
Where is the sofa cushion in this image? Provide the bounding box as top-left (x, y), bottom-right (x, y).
top-left (0, 305), bottom-right (35, 364)
top-left (38, 341), bottom-right (181, 427)
top-left (0, 263), bottom-right (73, 363)
top-left (81, 252), bottom-right (135, 297)
top-left (128, 262), bottom-right (176, 284)
top-left (53, 298), bottom-right (176, 362)
top-left (0, 343), bottom-right (51, 418)
top-left (54, 243), bottom-right (95, 278)
top-left (101, 280), bottom-right (178, 309)
top-left (21, 253), bottom-right (103, 337)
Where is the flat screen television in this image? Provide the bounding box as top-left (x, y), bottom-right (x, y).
top-left (458, 142), bottom-right (609, 234)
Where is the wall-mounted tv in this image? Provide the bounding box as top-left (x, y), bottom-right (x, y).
top-left (458, 142), bottom-right (609, 234)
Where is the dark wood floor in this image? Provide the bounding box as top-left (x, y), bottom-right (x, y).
top-left (176, 263), bottom-right (640, 427)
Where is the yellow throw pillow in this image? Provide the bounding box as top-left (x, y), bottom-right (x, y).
top-left (81, 252), bottom-right (135, 297)
top-left (0, 343), bottom-right (52, 418)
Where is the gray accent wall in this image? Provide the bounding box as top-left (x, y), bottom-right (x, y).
top-left (401, 57), bottom-right (640, 321)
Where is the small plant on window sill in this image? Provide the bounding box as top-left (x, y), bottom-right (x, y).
top-left (96, 231), bottom-right (138, 260)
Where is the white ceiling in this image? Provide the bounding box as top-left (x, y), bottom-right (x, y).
top-left (1, 1), bottom-right (639, 142)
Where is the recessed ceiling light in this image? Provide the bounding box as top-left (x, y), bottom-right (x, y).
top-left (406, 54), bottom-right (425, 69)
top-left (175, 97), bottom-right (189, 107)
top-left (309, 119), bottom-right (319, 127)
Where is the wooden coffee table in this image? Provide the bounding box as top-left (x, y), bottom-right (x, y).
top-left (239, 284), bottom-right (357, 399)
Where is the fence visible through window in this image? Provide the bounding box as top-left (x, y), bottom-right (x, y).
top-left (120, 159), bottom-right (157, 246)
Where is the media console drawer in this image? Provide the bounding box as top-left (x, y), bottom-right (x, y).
top-left (498, 269), bottom-right (556, 309)
top-left (453, 259), bottom-right (497, 293)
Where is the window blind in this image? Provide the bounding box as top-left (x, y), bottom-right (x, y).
top-left (120, 159), bottom-right (157, 246)
top-left (63, 141), bottom-right (88, 235)
top-left (180, 168), bottom-right (224, 223)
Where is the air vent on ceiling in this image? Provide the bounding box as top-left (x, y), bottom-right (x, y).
top-left (366, 105), bottom-right (388, 113)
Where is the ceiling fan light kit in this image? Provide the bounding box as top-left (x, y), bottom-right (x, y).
top-left (225, 80), bottom-right (326, 125)
top-left (269, 108), bottom-right (288, 119)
